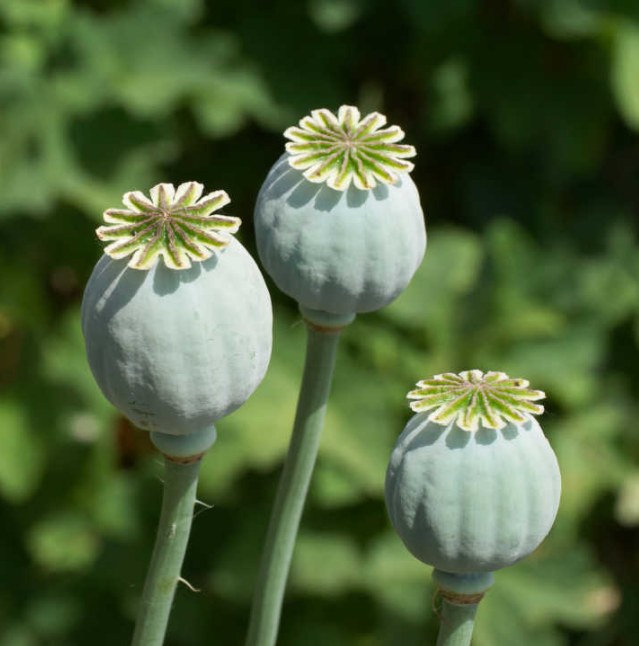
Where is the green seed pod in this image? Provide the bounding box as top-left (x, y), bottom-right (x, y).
top-left (82, 182), bottom-right (272, 436)
top-left (254, 106), bottom-right (426, 315)
top-left (385, 370), bottom-right (561, 574)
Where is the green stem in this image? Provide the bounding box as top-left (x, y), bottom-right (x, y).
top-left (435, 599), bottom-right (480, 646)
top-left (131, 457), bottom-right (201, 646)
top-left (432, 570), bottom-right (493, 646)
top-left (245, 324), bottom-right (342, 646)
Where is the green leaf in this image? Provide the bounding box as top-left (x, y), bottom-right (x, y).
top-left (383, 227), bottom-right (484, 332)
top-left (311, 462), bottom-right (366, 507)
top-left (475, 546), bottom-right (616, 646)
top-left (0, 0), bottom-right (68, 32)
top-left (290, 531), bottom-right (363, 596)
top-left (552, 403), bottom-right (634, 525)
top-left (539, 0), bottom-right (605, 40)
top-left (192, 68), bottom-right (285, 136)
top-left (143, 0), bottom-right (204, 24)
top-left (363, 531), bottom-right (432, 620)
top-left (27, 511), bottom-right (100, 572)
top-left (615, 471), bottom-right (639, 526)
top-left (41, 309), bottom-right (114, 418)
top-left (84, 472), bottom-right (142, 540)
top-left (25, 594), bottom-right (80, 638)
top-left (307, 0), bottom-right (364, 33)
top-left (0, 399), bottom-right (45, 503)
top-left (612, 21), bottom-right (639, 131)
top-left (481, 323), bottom-right (604, 406)
top-left (429, 58), bottom-right (475, 134)
top-left (0, 625), bottom-right (37, 646)
top-left (576, 223), bottom-right (639, 326)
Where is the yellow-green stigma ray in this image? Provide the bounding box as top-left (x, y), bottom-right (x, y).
top-left (284, 105), bottom-right (417, 191)
top-left (407, 370), bottom-right (546, 432)
top-left (96, 181), bottom-right (241, 270)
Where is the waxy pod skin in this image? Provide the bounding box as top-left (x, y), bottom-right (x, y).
top-left (385, 370), bottom-right (561, 573)
top-left (82, 182), bottom-right (272, 436)
top-left (254, 106), bottom-right (426, 316)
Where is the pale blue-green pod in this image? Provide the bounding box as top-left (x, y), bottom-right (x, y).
top-left (254, 105), bottom-right (426, 316)
top-left (385, 370), bottom-right (561, 574)
top-left (255, 153), bottom-right (425, 314)
top-left (82, 182), bottom-right (272, 437)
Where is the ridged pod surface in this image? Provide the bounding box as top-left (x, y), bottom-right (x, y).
top-left (254, 153), bottom-right (426, 314)
top-left (385, 412), bottom-right (561, 573)
top-left (82, 238), bottom-right (272, 435)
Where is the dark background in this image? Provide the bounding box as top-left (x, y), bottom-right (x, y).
top-left (1, 0), bottom-right (639, 644)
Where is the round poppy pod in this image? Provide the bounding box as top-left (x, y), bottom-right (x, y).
top-left (385, 371), bottom-right (561, 574)
top-left (82, 182), bottom-right (272, 436)
top-left (254, 106), bottom-right (426, 315)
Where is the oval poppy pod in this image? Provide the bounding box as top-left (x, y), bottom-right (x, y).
top-left (385, 370), bottom-right (561, 573)
top-left (254, 106), bottom-right (426, 316)
top-left (82, 182), bottom-right (272, 436)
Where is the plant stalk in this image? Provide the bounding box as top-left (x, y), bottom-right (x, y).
top-left (245, 324), bottom-right (342, 646)
top-left (432, 570), bottom-right (493, 646)
top-left (131, 457), bottom-right (201, 646)
top-left (435, 598), bottom-right (480, 646)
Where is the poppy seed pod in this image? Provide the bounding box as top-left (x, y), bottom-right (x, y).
top-left (385, 370), bottom-right (561, 574)
top-left (254, 106), bottom-right (426, 316)
top-left (82, 182), bottom-right (272, 437)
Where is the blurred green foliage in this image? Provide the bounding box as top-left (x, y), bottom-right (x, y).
top-left (1, 0), bottom-right (639, 644)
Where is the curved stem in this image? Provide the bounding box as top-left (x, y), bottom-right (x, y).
top-left (245, 325), bottom-right (342, 646)
top-left (131, 457), bottom-right (201, 646)
top-left (436, 599), bottom-right (480, 646)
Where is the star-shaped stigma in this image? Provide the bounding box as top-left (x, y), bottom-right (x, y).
top-left (284, 105), bottom-right (416, 191)
top-left (96, 182), bottom-right (241, 270)
top-left (407, 370), bottom-right (546, 432)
